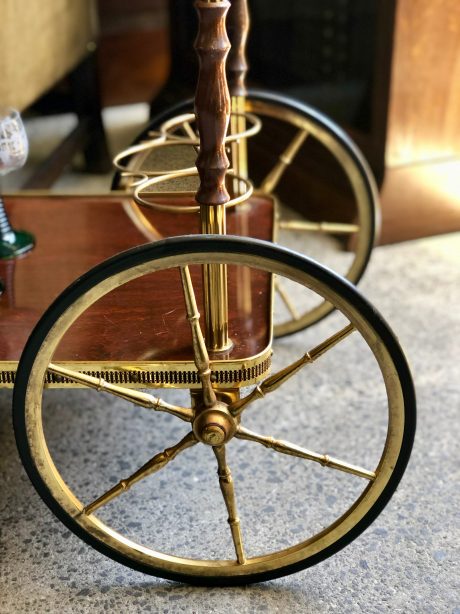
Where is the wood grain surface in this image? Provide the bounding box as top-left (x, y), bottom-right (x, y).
top-left (227, 0), bottom-right (250, 97)
top-left (386, 0), bottom-right (460, 166)
top-left (0, 195), bottom-right (274, 363)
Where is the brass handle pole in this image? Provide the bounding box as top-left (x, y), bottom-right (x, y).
top-left (194, 0), bottom-right (232, 351)
top-left (227, 0), bottom-right (250, 193)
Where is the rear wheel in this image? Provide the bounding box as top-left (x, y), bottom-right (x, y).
top-left (112, 90), bottom-right (380, 337)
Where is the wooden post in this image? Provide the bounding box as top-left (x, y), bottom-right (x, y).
top-left (227, 0), bottom-right (250, 192)
top-left (194, 0), bottom-right (232, 351)
top-left (227, 0), bottom-right (250, 98)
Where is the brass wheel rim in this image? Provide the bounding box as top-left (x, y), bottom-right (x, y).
top-left (16, 238), bottom-right (412, 582)
top-left (117, 96), bottom-right (379, 338)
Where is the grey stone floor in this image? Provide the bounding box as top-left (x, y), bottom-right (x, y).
top-left (1, 231), bottom-right (459, 613)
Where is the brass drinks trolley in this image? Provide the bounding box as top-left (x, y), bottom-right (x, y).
top-left (9, 1), bottom-right (415, 585)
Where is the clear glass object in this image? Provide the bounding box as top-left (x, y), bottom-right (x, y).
top-left (0, 106), bottom-right (35, 259)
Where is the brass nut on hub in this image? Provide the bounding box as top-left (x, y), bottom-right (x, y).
top-left (201, 424), bottom-right (226, 445)
top-left (192, 402), bottom-right (237, 446)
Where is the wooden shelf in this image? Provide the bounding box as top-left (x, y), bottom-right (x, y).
top-left (0, 194), bottom-right (274, 387)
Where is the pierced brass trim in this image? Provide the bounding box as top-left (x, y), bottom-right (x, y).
top-left (0, 354), bottom-right (272, 389)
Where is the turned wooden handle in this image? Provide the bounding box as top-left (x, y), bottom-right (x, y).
top-left (194, 0), bottom-right (231, 207)
top-left (227, 0), bottom-right (250, 97)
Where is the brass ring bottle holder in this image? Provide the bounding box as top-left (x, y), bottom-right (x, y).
top-left (113, 112), bottom-right (261, 213)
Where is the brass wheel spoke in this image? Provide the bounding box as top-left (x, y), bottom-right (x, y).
top-left (180, 266), bottom-right (217, 407)
top-left (278, 220), bottom-right (360, 235)
top-left (82, 432), bottom-right (197, 515)
top-left (147, 129), bottom-right (164, 139)
top-left (182, 120), bottom-right (198, 142)
top-left (213, 445), bottom-right (246, 564)
top-left (47, 363), bottom-right (193, 422)
top-left (229, 323), bottom-right (355, 416)
top-left (182, 121), bottom-right (194, 139)
top-left (260, 128), bottom-right (309, 193)
top-left (236, 426), bottom-right (375, 481)
top-left (275, 278), bottom-right (300, 320)
top-left (176, 121), bottom-right (199, 154)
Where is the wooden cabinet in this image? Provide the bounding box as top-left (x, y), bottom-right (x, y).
top-left (96, 0), bottom-right (169, 106)
top-left (379, 0), bottom-right (460, 243)
top-left (386, 0), bottom-right (460, 167)
top-left (249, 0), bottom-right (460, 242)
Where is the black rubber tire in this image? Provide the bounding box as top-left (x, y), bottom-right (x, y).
top-left (13, 235), bottom-right (415, 586)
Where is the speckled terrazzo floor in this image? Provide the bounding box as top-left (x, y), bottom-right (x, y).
top-left (1, 231), bottom-right (459, 613)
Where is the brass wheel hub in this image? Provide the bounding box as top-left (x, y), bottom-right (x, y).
top-left (192, 401), bottom-right (237, 446)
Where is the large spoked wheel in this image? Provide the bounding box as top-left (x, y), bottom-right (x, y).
top-left (13, 236), bottom-right (414, 586)
top-left (112, 90), bottom-right (380, 338)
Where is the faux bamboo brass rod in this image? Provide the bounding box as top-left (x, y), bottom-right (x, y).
top-left (214, 445), bottom-right (246, 563)
top-left (47, 363), bottom-right (193, 422)
top-left (236, 426), bottom-right (376, 481)
top-left (180, 266), bottom-right (217, 407)
top-left (230, 323), bottom-right (356, 416)
top-left (82, 432), bottom-right (197, 515)
top-left (260, 129), bottom-right (309, 194)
